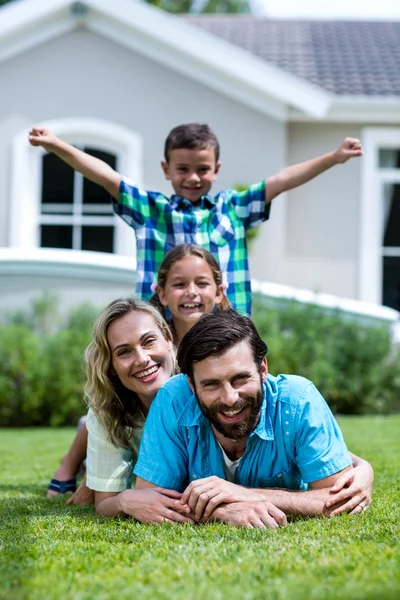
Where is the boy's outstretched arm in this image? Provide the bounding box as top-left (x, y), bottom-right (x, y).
top-left (29, 127), bottom-right (121, 199)
top-left (265, 137), bottom-right (363, 204)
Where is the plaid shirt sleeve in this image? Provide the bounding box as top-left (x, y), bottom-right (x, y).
top-left (230, 181), bottom-right (270, 231)
top-left (112, 176), bottom-right (153, 230)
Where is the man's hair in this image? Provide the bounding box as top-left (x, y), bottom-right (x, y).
top-left (164, 123), bottom-right (220, 162)
top-left (177, 310), bottom-right (268, 380)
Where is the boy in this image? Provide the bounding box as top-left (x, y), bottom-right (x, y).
top-left (29, 123), bottom-right (362, 316)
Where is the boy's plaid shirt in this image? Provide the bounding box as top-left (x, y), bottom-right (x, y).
top-left (113, 177), bottom-right (270, 316)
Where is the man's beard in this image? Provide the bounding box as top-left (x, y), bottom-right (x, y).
top-left (194, 378), bottom-right (264, 440)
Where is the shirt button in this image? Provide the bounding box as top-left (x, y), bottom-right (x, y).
top-left (192, 474), bottom-right (197, 479)
top-left (285, 410), bottom-right (289, 415)
top-left (286, 431), bottom-right (289, 435)
top-left (277, 473), bottom-right (282, 478)
top-left (285, 421), bottom-right (289, 425)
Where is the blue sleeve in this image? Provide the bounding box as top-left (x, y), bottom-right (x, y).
top-left (112, 176), bottom-right (155, 229)
top-left (133, 387), bottom-right (189, 492)
top-left (293, 383), bottom-right (352, 483)
top-left (230, 181), bottom-right (270, 230)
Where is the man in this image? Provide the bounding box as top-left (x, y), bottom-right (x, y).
top-left (133, 310), bottom-right (369, 528)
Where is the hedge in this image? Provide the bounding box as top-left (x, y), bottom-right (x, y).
top-left (0, 295), bottom-right (399, 426)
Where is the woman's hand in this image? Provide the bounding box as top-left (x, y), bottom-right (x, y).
top-left (117, 488), bottom-right (195, 524)
top-left (325, 462), bottom-right (374, 516)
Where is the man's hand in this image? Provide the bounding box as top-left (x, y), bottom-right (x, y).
top-left (66, 480), bottom-right (95, 506)
top-left (180, 476), bottom-right (261, 520)
top-left (117, 488), bottom-right (195, 524)
top-left (333, 137), bottom-right (363, 164)
top-left (205, 501), bottom-right (287, 529)
top-left (28, 127), bottom-right (57, 151)
top-left (325, 464), bottom-right (374, 516)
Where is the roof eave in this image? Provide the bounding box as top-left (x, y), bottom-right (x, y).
top-left (289, 96), bottom-right (400, 123)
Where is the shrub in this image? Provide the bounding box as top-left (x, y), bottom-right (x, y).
top-left (1, 293), bottom-right (399, 426)
top-left (0, 324), bottom-right (47, 426)
top-left (252, 298), bottom-right (400, 415)
top-left (0, 297), bottom-right (97, 427)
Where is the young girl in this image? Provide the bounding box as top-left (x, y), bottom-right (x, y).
top-left (150, 244), bottom-right (231, 345)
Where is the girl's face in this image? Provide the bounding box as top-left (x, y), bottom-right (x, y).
top-left (107, 311), bottom-right (173, 406)
top-left (157, 255), bottom-right (224, 326)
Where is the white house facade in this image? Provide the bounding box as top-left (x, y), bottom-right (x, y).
top-left (0, 0), bottom-right (399, 312)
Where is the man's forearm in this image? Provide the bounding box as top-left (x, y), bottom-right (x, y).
top-left (246, 487), bottom-right (333, 517)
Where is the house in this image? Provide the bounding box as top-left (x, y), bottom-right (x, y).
top-left (0, 0), bottom-right (399, 312)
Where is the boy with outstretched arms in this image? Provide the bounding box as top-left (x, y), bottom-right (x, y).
top-left (29, 124), bottom-right (362, 316)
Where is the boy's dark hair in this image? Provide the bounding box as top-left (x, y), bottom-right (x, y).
top-left (164, 123), bottom-right (220, 162)
top-left (177, 309), bottom-right (268, 380)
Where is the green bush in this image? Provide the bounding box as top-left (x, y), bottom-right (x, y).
top-left (0, 324), bottom-right (47, 426)
top-left (1, 294), bottom-right (399, 426)
top-left (252, 298), bottom-right (400, 415)
top-left (0, 297), bottom-right (98, 427)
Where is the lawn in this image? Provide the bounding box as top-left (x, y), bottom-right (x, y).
top-left (1, 416), bottom-right (399, 600)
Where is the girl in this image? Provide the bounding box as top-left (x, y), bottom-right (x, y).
top-left (150, 243), bottom-right (231, 345)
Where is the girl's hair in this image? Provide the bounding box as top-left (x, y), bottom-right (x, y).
top-left (84, 297), bottom-right (176, 449)
top-left (150, 245), bottom-right (231, 325)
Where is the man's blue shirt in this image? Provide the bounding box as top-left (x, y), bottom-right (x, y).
top-left (134, 374), bottom-right (352, 492)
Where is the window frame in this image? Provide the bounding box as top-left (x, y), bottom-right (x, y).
top-left (9, 118), bottom-right (142, 257)
top-left (359, 127), bottom-right (400, 305)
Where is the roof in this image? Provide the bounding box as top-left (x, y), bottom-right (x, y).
top-left (183, 17), bottom-right (400, 96)
top-left (0, 1), bottom-right (399, 122)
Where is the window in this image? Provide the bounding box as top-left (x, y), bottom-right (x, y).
top-left (359, 129), bottom-right (400, 309)
top-left (40, 148), bottom-right (117, 253)
top-left (381, 151), bottom-right (400, 310)
top-left (10, 118), bottom-right (141, 258)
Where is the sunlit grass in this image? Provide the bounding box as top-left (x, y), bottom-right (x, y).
top-left (1, 417), bottom-right (399, 600)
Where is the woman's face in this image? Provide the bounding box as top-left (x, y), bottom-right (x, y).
top-left (157, 256), bottom-right (223, 326)
top-left (107, 310), bottom-right (173, 406)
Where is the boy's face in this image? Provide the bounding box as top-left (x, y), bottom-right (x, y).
top-left (161, 147), bottom-right (221, 205)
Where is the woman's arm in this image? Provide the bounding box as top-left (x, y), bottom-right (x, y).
top-left (94, 487), bottom-right (194, 524)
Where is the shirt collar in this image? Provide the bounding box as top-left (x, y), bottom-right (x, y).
top-left (179, 380), bottom-right (275, 442)
top-left (169, 194), bottom-right (216, 211)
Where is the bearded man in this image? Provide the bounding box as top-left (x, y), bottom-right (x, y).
top-left (132, 310), bottom-right (372, 528)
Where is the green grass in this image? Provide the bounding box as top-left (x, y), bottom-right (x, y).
top-left (1, 417), bottom-right (399, 600)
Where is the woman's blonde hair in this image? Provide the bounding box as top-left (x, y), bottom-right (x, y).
top-left (150, 245), bottom-right (231, 330)
top-left (85, 298), bottom-right (176, 448)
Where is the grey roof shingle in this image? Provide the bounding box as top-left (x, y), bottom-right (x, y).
top-left (182, 16), bottom-right (400, 96)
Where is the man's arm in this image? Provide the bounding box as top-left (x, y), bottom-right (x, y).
top-left (29, 127), bottom-right (121, 199)
top-left (265, 137), bottom-right (363, 204)
top-left (325, 452), bottom-right (374, 515)
top-left (137, 477), bottom-right (286, 529)
top-left (180, 467), bottom-right (353, 520)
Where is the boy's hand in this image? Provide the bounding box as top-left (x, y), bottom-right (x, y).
top-left (28, 127), bottom-right (56, 150)
top-left (333, 137), bottom-right (363, 164)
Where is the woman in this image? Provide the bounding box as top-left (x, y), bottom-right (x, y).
top-left (47, 245), bottom-right (231, 508)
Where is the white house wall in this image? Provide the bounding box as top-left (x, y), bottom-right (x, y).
top-left (283, 122), bottom-right (363, 298)
top-left (0, 27), bottom-right (286, 283)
